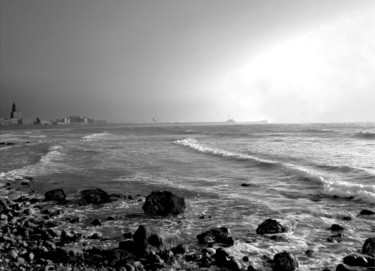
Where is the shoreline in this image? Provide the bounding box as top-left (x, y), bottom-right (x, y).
top-left (0, 177), bottom-right (374, 271)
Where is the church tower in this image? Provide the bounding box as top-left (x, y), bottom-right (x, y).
top-left (11, 102), bottom-right (16, 119)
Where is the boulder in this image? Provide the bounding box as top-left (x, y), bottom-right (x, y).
top-left (142, 191), bottom-right (186, 216)
top-left (329, 224), bottom-right (344, 231)
top-left (45, 189), bottom-right (66, 202)
top-left (132, 225), bottom-right (181, 256)
top-left (256, 219), bottom-right (286, 235)
top-left (359, 209), bottom-right (374, 216)
top-left (343, 254), bottom-right (370, 267)
top-left (197, 227), bottom-right (234, 246)
top-left (362, 237), bottom-right (375, 256)
top-left (273, 251), bottom-right (299, 271)
top-left (336, 264), bottom-right (352, 271)
top-left (80, 188), bottom-right (111, 205)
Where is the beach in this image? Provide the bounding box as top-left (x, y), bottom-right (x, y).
top-left (0, 123), bottom-right (374, 270)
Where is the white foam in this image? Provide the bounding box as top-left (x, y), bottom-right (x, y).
top-left (174, 138), bottom-right (276, 165)
top-left (81, 132), bottom-right (112, 141)
top-left (322, 178), bottom-right (375, 203)
top-left (0, 145), bottom-right (69, 181)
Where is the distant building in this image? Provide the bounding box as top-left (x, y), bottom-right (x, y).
top-left (10, 102), bottom-right (23, 125)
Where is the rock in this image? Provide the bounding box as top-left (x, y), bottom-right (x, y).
top-left (362, 237), bottom-right (375, 256)
top-left (256, 219), bottom-right (286, 235)
top-left (359, 209), bottom-right (375, 215)
top-left (305, 249), bottom-right (314, 257)
top-left (241, 183), bottom-right (250, 187)
top-left (91, 218), bottom-right (102, 226)
top-left (123, 232), bottom-right (132, 239)
top-left (173, 244), bottom-right (188, 255)
top-left (197, 227), bottom-right (234, 246)
top-left (212, 247), bottom-right (230, 266)
top-left (343, 254), bottom-right (369, 267)
top-left (133, 225), bottom-right (181, 256)
top-left (336, 264), bottom-right (351, 271)
top-left (7, 249), bottom-right (18, 260)
top-left (80, 188), bottom-right (111, 205)
top-left (119, 240), bottom-right (134, 251)
top-left (273, 251), bottom-right (299, 271)
top-left (248, 265), bottom-right (257, 271)
top-left (329, 224), bottom-right (344, 231)
top-left (45, 189), bottom-right (66, 202)
top-left (341, 216), bottom-right (352, 221)
top-left (61, 230), bottom-right (81, 243)
top-left (0, 198), bottom-right (10, 212)
top-left (142, 190), bottom-right (186, 216)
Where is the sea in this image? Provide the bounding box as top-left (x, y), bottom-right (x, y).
top-left (0, 122), bottom-right (374, 270)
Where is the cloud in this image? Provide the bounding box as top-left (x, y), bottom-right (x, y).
top-left (224, 7), bottom-right (375, 122)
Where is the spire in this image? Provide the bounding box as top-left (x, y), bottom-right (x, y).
top-left (11, 102), bottom-right (16, 118)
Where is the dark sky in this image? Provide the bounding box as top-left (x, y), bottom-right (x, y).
top-left (1, 0), bottom-right (374, 123)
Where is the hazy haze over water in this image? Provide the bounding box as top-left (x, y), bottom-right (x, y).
top-left (0, 0), bottom-right (374, 123)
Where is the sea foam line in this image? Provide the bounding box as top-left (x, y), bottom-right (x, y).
top-left (175, 138), bottom-right (375, 203)
top-left (0, 145), bottom-right (67, 181)
top-left (81, 132), bottom-right (112, 142)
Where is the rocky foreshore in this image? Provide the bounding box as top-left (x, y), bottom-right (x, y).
top-left (0, 186), bottom-right (374, 271)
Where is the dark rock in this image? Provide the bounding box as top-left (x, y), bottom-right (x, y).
top-left (61, 230), bottom-right (81, 243)
top-left (80, 188), bottom-right (111, 205)
top-left (185, 253), bottom-right (201, 262)
top-left (108, 248), bottom-right (133, 266)
top-left (173, 244), bottom-right (188, 255)
top-left (248, 265), bottom-right (258, 271)
top-left (88, 232), bottom-right (102, 239)
top-left (119, 240), bottom-right (134, 251)
top-left (197, 227), bottom-right (234, 246)
top-left (241, 183), bottom-right (250, 187)
top-left (142, 190), bottom-right (186, 216)
top-left (212, 247), bottom-right (230, 266)
top-left (256, 218), bottom-right (286, 235)
top-left (243, 256), bottom-right (249, 262)
top-left (0, 198), bottom-right (10, 212)
top-left (133, 225), bottom-right (181, 256)
top-left (91, 218), bottom-right (102, 227)
top-left (362, 237), bottom-right (375, 256)
top-left (336, 264), bottom-right (351, 271)
top-left (343, 254), bottom-right (369, 267)
top-left (341, 216), bottom-right (352, 221)
top-left (273, 251), bottom-right (299, 271)
top-left (107, 216), bottom-right (115, 221)
top-left (329, 224), bottom-right (344, 231)
top-left (305, 249), bottom-right (314, 257)
top-left (359, 209), bottom-right (375, 216)
top-left (45, 189), bottom-right (66, 202)
top-left (123, 232), bottom-right (132, 239)
top-left (202, 247), bottom-right (216, 256)
top-left (227, 257), bottom-right (242, 271)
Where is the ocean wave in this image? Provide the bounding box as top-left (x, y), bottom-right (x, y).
top-left (175, 138), bottom-right (375, 204)
top-left (353, 131), bottom-right (375, 140)
top-left (284, 164), bottom-right (375, 203)
top-left (81, 132), bottom-right (112, 141)
top-left (301, 129), bottom-right (337, 134)
top-left (0, 145), bottom-right (67, 181)
top-left (174, 138), bottom-right (278, 168)
top-left (321, 178), bottom-right (375, 203)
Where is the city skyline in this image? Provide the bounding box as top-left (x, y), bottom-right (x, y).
top-left (1, 0), bottom-right (374, 123)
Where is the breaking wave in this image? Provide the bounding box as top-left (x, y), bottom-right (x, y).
top-left (175, 138), bottom-right (375, 203)
top-left (0, 145), bottom-right (67, 181)
top-left (81, 132), bottom-right (112, 141)
top-left (174, 138), bottom-right (278, 168)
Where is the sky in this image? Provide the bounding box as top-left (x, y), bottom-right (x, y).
top-left (1, 0), bottom-right (374, 123)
